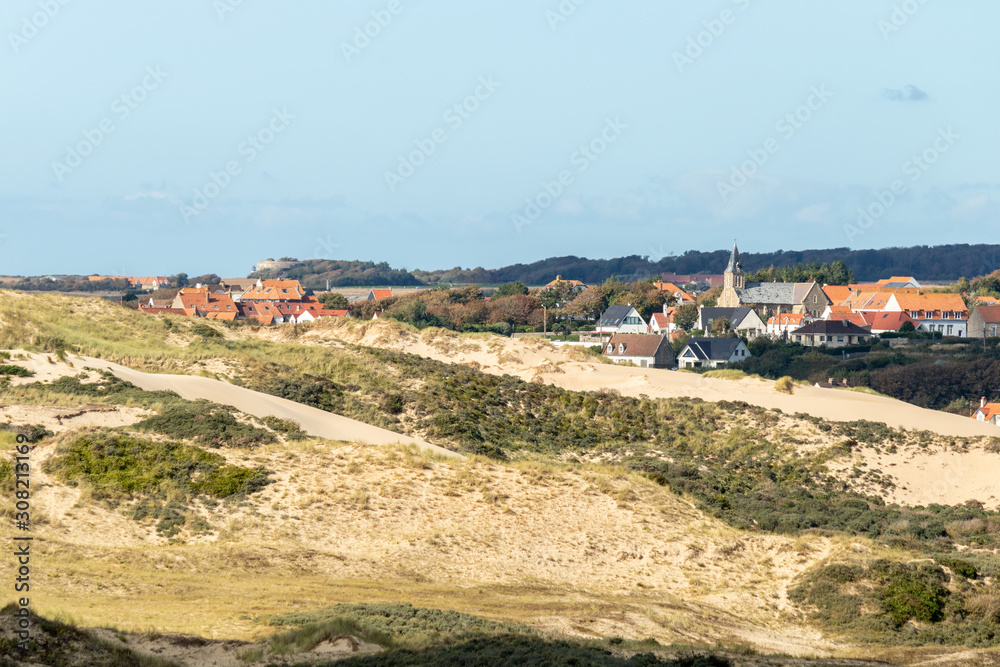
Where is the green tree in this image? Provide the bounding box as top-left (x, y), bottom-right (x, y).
top-left (320, 292), bottom-right (349, 309)
top-left (674, 304), bottom-right (698, 331)
top-left (493, 281), bottom-right (529, 299)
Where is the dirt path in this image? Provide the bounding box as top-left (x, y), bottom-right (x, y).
top-left (65, 355), bottom-right (461, 459)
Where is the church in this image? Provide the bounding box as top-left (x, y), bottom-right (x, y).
top-left (717, 243), bottom-right (830, 319)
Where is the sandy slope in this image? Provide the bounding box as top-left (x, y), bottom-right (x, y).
top-left (12, 351), bottom-right (460, 458)
top-left (298, 320), bottom-right (1000, 439)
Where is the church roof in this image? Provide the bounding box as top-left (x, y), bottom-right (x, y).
top-left (737, 282), bottom-right (820, 306)
top-left (725, 243), bottom-right (742, 273)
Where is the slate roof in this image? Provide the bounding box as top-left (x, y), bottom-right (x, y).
top-left (597, 305), bottom-right (637, 328)
top-left (736, 281), bottom-right (820, 306)
top-left (605, 334), bottom-right (668, 358)
top-left (681, 337), bottom-right (744, 361)
top-left (699, 307), bottom-right (757, 329)
top-left (790, 320), bottom-right (871, 336)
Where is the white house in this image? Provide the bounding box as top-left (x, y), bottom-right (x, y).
top-left (697, 307), bottom-right (766, 338)
top-left (596, 305), bottom-right (647, 334)
top-left (885, 292), bottom-right (968, 337)
top-left (766, 313), bottom-right (812, 337)
top-left (973, 397), bottom-right (1000, 425)
top-left (603, 334), bottom-right (676, 369)
top-left (677, 337), bottom-right (751, 369)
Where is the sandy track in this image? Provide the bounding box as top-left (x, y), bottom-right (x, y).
top-left (68, 356), bottom-right (461, 458)
top-left (300, 321), bottom-right (1000, 440)
top-left (540, 362), bottom-right (1000, 439)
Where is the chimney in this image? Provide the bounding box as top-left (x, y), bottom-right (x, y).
top-left (982, 397), bottom-right (988, 409)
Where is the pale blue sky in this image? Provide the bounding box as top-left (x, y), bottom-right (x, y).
top-left (2, 1), bottom-right (997, 276)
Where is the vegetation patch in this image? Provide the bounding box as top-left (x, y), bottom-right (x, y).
top-left (332, 635), bottom-right (728, 667)
top-left (0, 365), bottom-right (33, 377)
top-left (134, 401), bottom-right (276, 449)
top-left (790, 559), bottom-right (1000, 646)
top-left (266, 602), bottom-right (530, 651)
top-left (46, 432), bottom-right (270, 535)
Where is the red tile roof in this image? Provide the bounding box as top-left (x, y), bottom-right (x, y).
top-left (862, 311), bottom-right (915, 331)
top-left (241, 280), bottom-right (307, 301)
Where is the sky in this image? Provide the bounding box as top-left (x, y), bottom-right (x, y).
top-left (2, 0), bottom-right (998, 277)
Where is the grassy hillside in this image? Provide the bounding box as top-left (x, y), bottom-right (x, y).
top-left (5, 291), bottom-right (1000, 661)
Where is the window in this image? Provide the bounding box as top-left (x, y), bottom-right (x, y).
top-left (947, 325), bottom-right (954, 335)
top-left (837, 336), bottom-right (844, 342)
top-left (943, 311), bottom-right (950, 319)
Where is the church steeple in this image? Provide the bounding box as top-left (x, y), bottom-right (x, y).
top-left (722, 241), bottom-right (745, 299)
top-left (725, 242), bottom-right (741, 273)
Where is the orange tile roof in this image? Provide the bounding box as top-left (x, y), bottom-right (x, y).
top-left (827, 311), bottom-right (869, 327)
top-left (370, 289), bottom-right (394, 300)
top-left (241, 280), bottom-right (306, 301)
top-left (652, 282), bottom-right (696, 303)
top-left (545, 275), bottom-right (586, 289)
top-left (840, 291), bottom-right (885, 311)
top-left (891, 292), bottom-right (966, 314)
top-left (650, 313), bottom-right (670, 328)
top-left (822, 285), bottom-right (852, 305)
top-left (975, 403), bottom-right (1000, 422)
top-left (862, 311), bottom-right (914, 331)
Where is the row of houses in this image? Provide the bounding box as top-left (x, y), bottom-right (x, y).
top-left (138, 279), bottom-right (353, 326)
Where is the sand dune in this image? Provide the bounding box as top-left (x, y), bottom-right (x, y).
top-left (15, 352), bottom-right (460, 458)
top-left (300, 321), bottom-right (1000, 440)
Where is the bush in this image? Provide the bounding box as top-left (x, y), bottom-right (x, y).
top-left (261, 415), bottom-right (308, 440)
top-left (46, 432), bottom-right (271, 502)
top-left (0, 365), bottom-right (33, 377)
top-left (774, 376), bottom-right (794, 394)
top-left (135, 401), bottom-right (277, 449)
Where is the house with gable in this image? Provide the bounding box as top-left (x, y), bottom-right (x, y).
top-left (652, 281), bottom-right (696, 305)
top-left (603, 334), bottom-right (675, 369)
top-left (596, 305), bottom-right (647, 334)
top-left (885, 292), bottom-right (967, 337)
top-left (789, 320), bottom-right (872, 348)
top-left (697, 307), bottom-right (766, 338)
top-left (544, 276), bottom-right (587, 292)
top-left (767, 313), bottom-right (812, 337)
top-left (677, 337), bottom-right (751, 369)
top-left (367, 289), bottom-right (394, 301)
top-left (968, 305), bottom-right (1000, 338)
top-left (171, 286), bottom-right (238, 320)
top-left (240, 279), bottom-right (308, 302)
top-left (973, 397), bottom-right (1000, 425)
